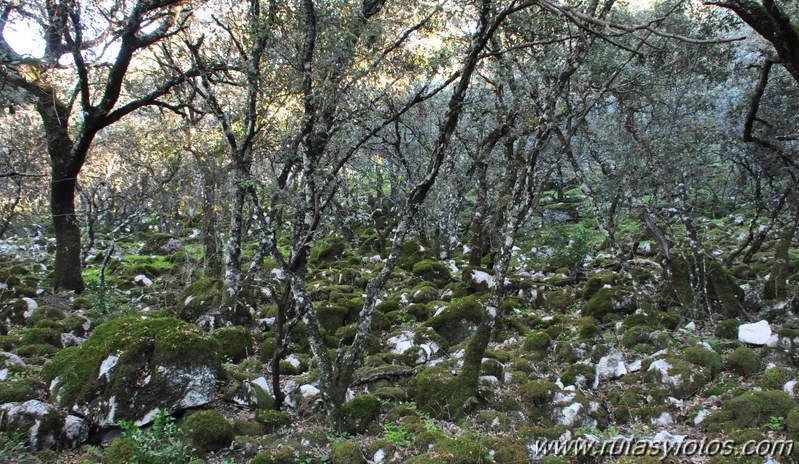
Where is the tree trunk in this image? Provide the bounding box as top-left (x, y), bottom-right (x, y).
top-left (52, 171), bottom-right (85, 293)
top-left (764, 219), bottom-right (796, 300)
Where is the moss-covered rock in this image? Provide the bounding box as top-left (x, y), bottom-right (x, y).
top-left (342, 394), bottom-right (381, 434)
top-left (177, 277), bottom-right (223, 323)
top-left (0, 377), bottom-right (39, 403)
top-left (19, 327), bottom-right (62, 348)
top-left (181, 409), bottom-right (234, 452)
top-left (412, 260), bottom-right (451, 284)
top-left (255, 409), bottom-right (291, 432)
top-left (758, 367), bottom-right (795, 390)
top-left (210, 326), bottom-right (253, 363)
top-left (715, 319), bottom-right (742, 340)
top-left (522, 331), bottom-right (551, 354)
top-left (408, 367), bottom-right (474, 419)
top-left (682, 346), bottom-right (723, 378)
top-left (645, 358), bottom-right (709, 399)
top-left (582, 287), bottom-right (634, 321)
top-left (43, 316), bottom-right (220, 427)
top-left (331, 440), bottom-right (366, 464)
top-left (725, 391), bottom-right (798, 428)
top-left (424, 296), bottom-right (483, 345)
top-left (101, 437), bottom-right (137, 464)
top-left (726, 346), bottom-right (762, 376)
top-left (560, 363), bottom-right (596, 388)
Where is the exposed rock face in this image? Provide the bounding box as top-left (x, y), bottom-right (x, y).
top-left (738, 320), bottom-right (772, 345)
top-left (594, 348), bottom-right (628, 388)
top-left (0, 400), bottom-right (88, 450)
top-left (44, 316), bottom-right (220, 429)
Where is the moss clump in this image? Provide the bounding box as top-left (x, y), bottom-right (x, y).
top-left (560, 363), bottom-right (596, 388)
top-left (682, 346), bottom-right (723, 378)
top-left (260, 336), bottom-right (276, 363)
top-left (424, 296), bottom-right (483, 345)
top-left (19, 327), bottom-right (62, 348)
top-left (715, 319), bottom-right (741, 339)
top-left (543, 289), bottom-right (573, 311)
top-left (575, 316), bottom-right (600, 339)
top-left (621, 326), bottom-right (652, 350)
top-left (43, 316), bottom-right (220, 424)
top-left (181, 410), bottom-right (234, 452)
top-left (255, 409), bottom-right (291, 432)
top-left (406, 304), bottom-right (431, 321)
top-left (481, 436), bottom-right (527, 464)
top-left (177, 277), bottom-right (223, 322)
top-left (16, 343), bottom-right (59, 358)
top-left (330, 440), bottom-right (366, 464)
top-left (26, 306), bottom-right (66, 327)
top-left (646, 358), bottom-right (709, 399)
top-left (726, 346), bottom-right (762, 376)
top-left (583, 287), bottom-right (633, 321)
top-left (0, 377), bottom-right (38, 403)
top-left (310, 239), bottom-right (346, 264)
top-left (725, 391), bottom-right (798, 428)
top-left (412, 260), bottom-right (451, 284)
top-left (428, 436), bottom-right (487, 464)
top-left (101, 438), bottom-right (137, 464)
top-left (409, 367), bottom-right (474, 419)
top-left (210, 326), bottom-right (253, 363)
top-left (410, 285), bottom-right (440, 304)
top-left (758, 367), bottom-right (794, 390)
top-left (519, 380), bottom-right (558, 406)
top-left (342, 394), bottom-right (381, 434)
top-left (522, 331), bottom-right (551, 354)
top-left (399, 240), bottom-right (433, 271)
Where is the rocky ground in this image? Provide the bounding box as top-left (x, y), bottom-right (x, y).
top-left (1, 212), bottom-right (799, 464)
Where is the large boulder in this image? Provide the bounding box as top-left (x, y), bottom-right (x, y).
top-left (44, 316), bottom-right (220, 428)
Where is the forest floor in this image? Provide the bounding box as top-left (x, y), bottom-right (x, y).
top-left (1, 206), bottom-right (798, 464)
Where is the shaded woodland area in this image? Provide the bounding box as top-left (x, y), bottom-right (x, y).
top-left (1, 0), bottom-right (799, 462)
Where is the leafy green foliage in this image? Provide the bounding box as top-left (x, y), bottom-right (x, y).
top-left (116, 410), bottom-right (195, 464)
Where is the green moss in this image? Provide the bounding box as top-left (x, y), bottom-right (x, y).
top-left (560, 363), bottom-right (596, 387)
top-left (410, 285), bottom-right (440, 304)
top-left (310, 239), bottom-right (346, 264)
top-left (255, 409), bottom-right (291, 432)
top-left (330, 440), bottom-right (366, 464)
top-left (101, 438), bottom-right (137, 464)
top-left (409, 367), bottom-right (475, 419)
top-left (0, 335), bottom-right (18, 351)
top-left (481, 436), bottom-right (527, 463)
top-left (260, 337), bottom-right (276, 363)
top-left (177, 277), bottom-right (223, 322)
top-left (621, 326), bottom-right (652, 350)
top-left (16, 343), bottom-right (59, 358)
top-left (26, 306), bottom-right (66, 327)
top-left (19, 327), bottom-right (61, 348)
top-left (43, 316), bottom-right (220, 418)
top-left (424, 296), bottom-right (483, 345)
top-left (682, 346), bottom-right (723, 378)
top-left (406, 303), bottom-right (431, 321)
top-left (342, 394), bottom-right (381, 434)
top-left (575, 316), bottom-right (600, 339)
top-left (543, 288), bottom-right (573, 311)
top-left (519, 380), bottom-right (558, 406)
top-left (210, 326), bottom-right (253, 363)
top-left (0, 377), bottom-right (38, 403)
top-left (232, 419), bottom-right (266, 436)
top-left (758, 367), bottom-right (795, 390)
top-left (522, 331), bottom-right (551, 353)
top-left (726, 346), bottom-right (762, 376)
top-left (182, 410), bottom-right (234, 452)
top-left (412, 259), bottom-right (451, 283)
top-left (646, 358), bottom-right (710, 399)
top-left (428, 436), bottom-right (488, 464)
top-left (583, 287), bottom-right (633, 321)
top-left (715, 319), bottom-right (741, 340)
top-left (725, 391), bottom-right (798, 428)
